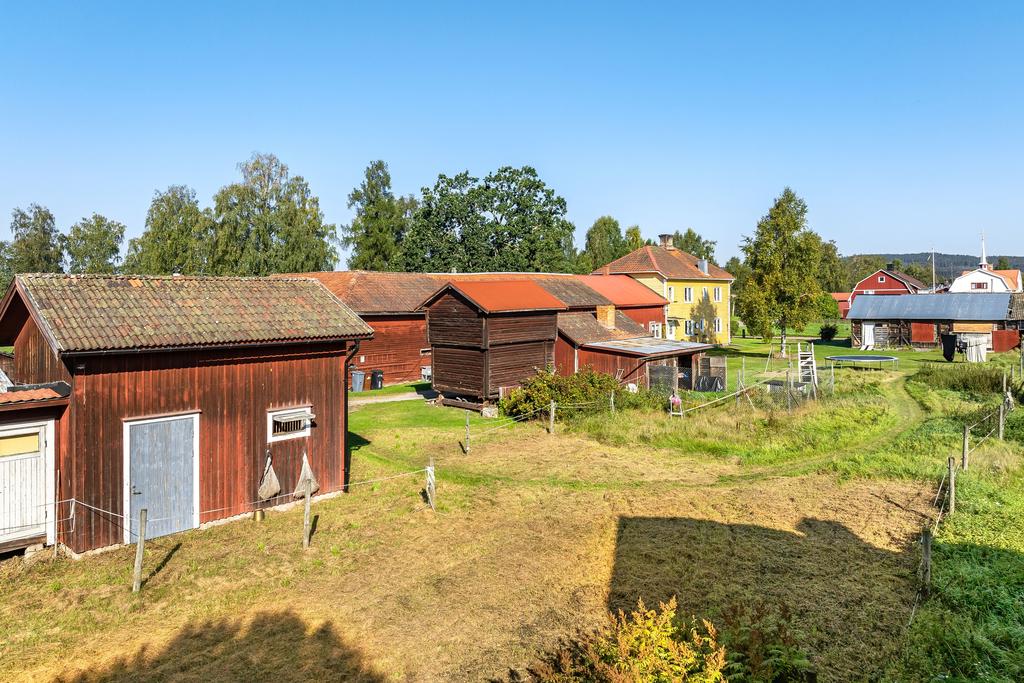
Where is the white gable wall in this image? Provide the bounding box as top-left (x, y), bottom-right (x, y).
top-left (949, 269), bottom-right (1020, 293)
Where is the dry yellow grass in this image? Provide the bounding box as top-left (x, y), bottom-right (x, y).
top-left (0, 404), bottom-right (933, 682)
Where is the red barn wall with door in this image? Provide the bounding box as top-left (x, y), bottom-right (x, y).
top-left (61, 343), bottom-right (349, 553)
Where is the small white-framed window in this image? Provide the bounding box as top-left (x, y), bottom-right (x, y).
top-left (267, 406), bottom-right (314, 443)
top-left (702, 287), bottom-right (709, 300)
top-left (666, 320), bottom-right (677, 340)
top-left (649, 321), bottom-right (663, 338)
top-left (684, 287), bottom-right (693, 303)
top-left (878, 275), bottom-right (886, 283)
top-left (714, 317), bottom-right (722, 333)
top-left (684, 319), bottom-right (694, 335)
top-left (713, 287), bottom-right (722, 302)
top-left (972, 282), bottom-right (988, 290)
top-left (667, 286), bottom-right (676, 302)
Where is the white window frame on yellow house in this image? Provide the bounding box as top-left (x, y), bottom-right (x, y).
top-left (667, 285), bottom-right (675, 302)
top-left (714, 287), bottom-right (721, 302)
top-left (666, 320), bottom-right (678, 340)
top-left (684, 319), bottom-right (694, 336)
top-left (702, 286), bottom-right (709, 300)
top-left (683, 287), bottom-right (693, 303)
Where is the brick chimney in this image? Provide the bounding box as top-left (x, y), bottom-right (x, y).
top-left (596, 305), bottom-right (616, 329)
top-left (659, 233), bottom-right (675, 249)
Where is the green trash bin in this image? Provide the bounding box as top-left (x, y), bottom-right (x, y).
top-left (350, 369), bottom-right (366, 392)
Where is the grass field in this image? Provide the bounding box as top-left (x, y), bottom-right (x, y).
top-left (0, 343), bottom-right (1021, 681)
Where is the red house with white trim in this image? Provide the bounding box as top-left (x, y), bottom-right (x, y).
top-left (851, 266), bottom-right (925, 306)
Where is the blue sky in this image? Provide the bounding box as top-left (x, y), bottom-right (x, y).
top-left (1, 2), bottom-right (1021, 263)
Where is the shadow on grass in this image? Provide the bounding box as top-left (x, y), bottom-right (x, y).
top-left (142, 542), bottom-right (181, 588)
top-left (56, 610), bottom-right (384, 682)
top-left (608, 516), bottom-right (916, 681)
top-left (345, 431), bottom-right (371, 490)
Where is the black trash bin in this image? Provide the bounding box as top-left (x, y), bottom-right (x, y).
top-left (370, 369), bottom-right (384, 390)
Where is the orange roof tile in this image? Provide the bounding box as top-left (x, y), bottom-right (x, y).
top-left (0, 388), bottom-right (62, 405)
top-left (994, 269), bottom-right (1021, 290)
top-left (592, 245), bottom-right (733, 281)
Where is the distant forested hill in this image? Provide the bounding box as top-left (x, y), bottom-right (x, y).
top-left (839, 253), bottom-right (1024, 290)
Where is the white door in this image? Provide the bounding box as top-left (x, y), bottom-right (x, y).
top-left (123, 413), bottom-right (200, 543)
top-left (0, 421), bottom-right (55, 547)
top-left (861, 323), bottom-right (875, 350)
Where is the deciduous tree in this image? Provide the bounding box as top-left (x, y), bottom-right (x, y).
top-left (63, 213), bottom-right (125, 274)
top-left (624, 225), bottom-right (645, 251)
top-left (736, 188), bottom-right (823, 351)
top-left (672, 228), bottom-right (716, 263)
top-left (8, 204), bottom-right (64, 275)
top-left (581, 216), bottom-right (626, 271)
top-left (123, 186), bottom-right (212, 275)
top-left (403, 166), bottom-right (576, 273)
top-left (209, 153), bottom-right (337, 275)
top-left (341, 160), bottom-right (416, 271)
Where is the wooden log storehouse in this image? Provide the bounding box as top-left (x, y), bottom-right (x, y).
top-left (0, 274), bottom-right (372, 554)
top-left (419, 280), bottom-right (565, 403)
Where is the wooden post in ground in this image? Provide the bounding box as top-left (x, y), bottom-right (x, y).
top-left (962, 424), bottom-right (970, 470)
top-left (922, 527), bottom-right (932, 597)
top-left (786, 370), bottom-right (793, 412)
top-left (464, 411), bottom-right (470, 454)
top-left (132, 508), bottom-right (147, 593)
top-left (947, 457), bottom-right (956, 515)
top-left (548, 400), bottom-right (556, 434)
top-left (610, 390), bottom-right (615, 414)
top-left (302, 479), bottom-right (312, 548)
top-left (999, 402), bottom-right (1005, 441)
top-left (426, 457), bottom-right (436, 512)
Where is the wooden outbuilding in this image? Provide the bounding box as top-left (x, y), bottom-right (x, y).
top-left (299, 271), bottom-right (667, 388)
top-left (419, 280), bottom-right (565, 402)
top-left (555, 308), bottom-right (712, 389)
top-left (0, 274), bottom-right (371, 554)
top-left (848, 292), bottom-right (1018, 351)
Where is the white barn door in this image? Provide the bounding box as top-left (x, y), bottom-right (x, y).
top-left (0, 420), bottom-right (56, 548)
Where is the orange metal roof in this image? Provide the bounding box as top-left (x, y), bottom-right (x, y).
top-left (830, 292), bottom-right (852, 302)
top-left (994, 269), bottom-right (1021, 290)
top-left (0, 388), bottom-right (62, 405)
top-left (577, 275), bottom-right (668, 307)
top-left (435, 280), bottom-right (567, 313)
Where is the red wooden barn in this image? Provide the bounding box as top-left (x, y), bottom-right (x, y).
top-left (0, 274), bottom-right (371, 554)
top-left (850, 266), bottom-right (925, 306)
top-left (297, 271), bottom-right (441, 385)
top-left (298, 271), bottom-right (667, 388)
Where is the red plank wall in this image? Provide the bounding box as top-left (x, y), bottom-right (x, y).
top-left (64, 344), bottom-right (349, 552)
top-left (351, 314), bottom-right (429, 386)
top-left (619, 306), bottom-right (665, 332)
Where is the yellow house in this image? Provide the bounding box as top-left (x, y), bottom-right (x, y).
top-left (593, 234), bottom-right (734, 344)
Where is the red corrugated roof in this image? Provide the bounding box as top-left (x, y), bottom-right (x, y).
top-left (434, 280), bottom-right (567, 313)
top-left (0, 388), bottom-right (61, 405)
top-left (577, 275), bottom-right (668, 307)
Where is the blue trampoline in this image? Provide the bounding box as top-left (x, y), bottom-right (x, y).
top-left (826, 355), bottom-right (899, 370)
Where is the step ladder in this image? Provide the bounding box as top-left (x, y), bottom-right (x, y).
top-left (797, 343), bottom-right (818, 386)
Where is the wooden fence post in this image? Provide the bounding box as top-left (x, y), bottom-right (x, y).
top-left (786, 370), bottom-right (793, 412)
top-left (302, 479), bottom-right (312, 548)
top-left (922, 527), bottom-right (932, 597)
top-left (549, 400), bottom-right (556, 434)
top-left (947, 457), bottom-right (956, 515)
top-left (426, 458), bottom-right (436, 512)
top-left (999, 402), bottom-right (1005, 441)
top-left (962, 424), bottom-right (970, 470)
top-left (464, 411), bottom-right (470, 454)
top-left (132, 508), bottom-right (147, 593)
top-left (610, 390), bottom-right (615, 414)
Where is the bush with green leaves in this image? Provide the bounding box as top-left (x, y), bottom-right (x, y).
top-left (528, 598), bottom-right (726, 682)
top-left (500, 368), bottom-right (663, 419)
top-left (819, 324), bottom-right (838, 341)
top-left (719, 601), bottom-right (815, 682)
